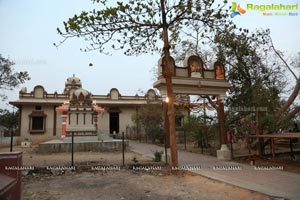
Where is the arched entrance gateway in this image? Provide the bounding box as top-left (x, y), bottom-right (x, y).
top-left (153, 55), bottom-right (231, 160)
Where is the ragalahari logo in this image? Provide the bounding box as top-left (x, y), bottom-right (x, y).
top-left (230, 2), bottom-right (246, 18)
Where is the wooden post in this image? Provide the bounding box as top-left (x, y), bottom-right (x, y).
top-left (269, 138), bottom-right (272, 154)
top-left (290, 139), bottom-right (294, 159)
top-left (271, 138), bottom-right (275, 161)
top-left (247, 135), bottom-right (251, 154)
top-left (256, 111), bottom-right (264, 156)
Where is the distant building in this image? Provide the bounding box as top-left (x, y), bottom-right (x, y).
top-left (0, 125), bottom-right (8, 145)
top-left (9, 75), bottom-right (161, 144)
top-left (0, 125), bottom-right (8, 135)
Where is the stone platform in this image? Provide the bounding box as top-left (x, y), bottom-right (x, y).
top-left (38, 138), bottom-right (128, 154)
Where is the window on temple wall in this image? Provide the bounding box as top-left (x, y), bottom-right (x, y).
top-left (29, 111), bottom-right (46, 133)
top-left (32, 117), bottom-right (44, 130)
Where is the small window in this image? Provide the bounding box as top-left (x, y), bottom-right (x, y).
top-left (35, 106), bottom-right (42, 110)
top-left (31, 117), bottom-right (44, 130)
top-left (29, 111), bottom-right (46, 134)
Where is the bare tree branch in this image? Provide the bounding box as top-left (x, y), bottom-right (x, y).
top-left (277, 79), bottom-right (300, 116)
top-left (268, 35), bottom-right (298, 81)
top-left (289, 105), bottom-right (300, 118)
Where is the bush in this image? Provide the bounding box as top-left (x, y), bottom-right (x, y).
top-left (132, 156), bottom-right (139, 164)
top-left (153, 151), bottom-right (163, 162)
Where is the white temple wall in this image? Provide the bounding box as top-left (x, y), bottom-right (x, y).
top-left (55, 111), bottom-right (62, 136)
top-left (98, 112), bottom-right (110, 134)
top-left (11, 76), bottom-right (161, 144)
top-left (119, 107), bottom-right (136, 133)
top-left (20, 105), bottom-right (59, 144)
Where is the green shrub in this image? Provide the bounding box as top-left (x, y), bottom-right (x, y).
top-left (153, 151), bottom-right (163, 162)
top-left (132, 156), bottom-right (139, 164)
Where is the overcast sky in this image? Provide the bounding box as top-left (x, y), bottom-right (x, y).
top-left (0, 0), bottom-right (299, 110)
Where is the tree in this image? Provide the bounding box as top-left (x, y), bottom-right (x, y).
top-left (0, 109), bottom-right (18, 136)
top-left (268, 36), bottom-right (300, 120)
top-left (184, 114), bottom-right (216, 149)
top-left (132, 101), bottom-right (164, 143)
top-left (0, 54), bottom-right (30, 100)
top-left (171, 23), bottom-right (300, 157)
top-left (214, 28), bottom-right (300, 128)
top-left (56, 0), bottom-right (229, 166)
top-left (214, 29), bottom-right (283, 110)
top-left (174, 22), bottom-right (297, 127)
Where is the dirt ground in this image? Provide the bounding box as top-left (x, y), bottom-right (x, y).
top-left (0, 145), bottom-right (152, 167)
top-left (0, 145), bottom-right (278, 200)
top-left (22, 170), bottom-right (274, 200)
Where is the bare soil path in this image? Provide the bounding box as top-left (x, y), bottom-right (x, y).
top-left (0, 144), bottom-right (288, 200)
top-left (22, 170), bottom-right (274, 200)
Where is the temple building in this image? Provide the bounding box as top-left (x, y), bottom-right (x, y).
top-left (5, 55), bottom-right (229, 156)
top-left (9, 75), bottom-right (160, 144)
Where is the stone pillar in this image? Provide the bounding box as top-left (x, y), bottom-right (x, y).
top-left (61, 111), bottom-right (67, 140)
top-left (216, 97), bottom-right (231, 160)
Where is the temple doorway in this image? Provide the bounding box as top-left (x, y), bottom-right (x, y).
top-left (109, 112), bottom-right (119, 134)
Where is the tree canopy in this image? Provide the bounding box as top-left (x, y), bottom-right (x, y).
top-left (0, 109), bottom-right (18, 129)
top-left (214, 29), bottom-right (283, 111)
top-left (0, 54), bottom-right (30, 100)
top-left (56, 0), bottom-right (229, 55)
top-left (132, 101), bottom-right (164, 143)
top-left (172, 19), bottom-right (300, 134)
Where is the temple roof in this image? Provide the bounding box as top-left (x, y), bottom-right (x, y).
top-left (65, 74), bottom-right (81, 86)
top-left (10, 76), bottom-right (162, 107)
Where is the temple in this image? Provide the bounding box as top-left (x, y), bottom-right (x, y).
top-left (9, 75), bottom-right (160, 144)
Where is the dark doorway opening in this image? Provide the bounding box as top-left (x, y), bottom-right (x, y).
top-left (109, 112), bottom-right (119, 134)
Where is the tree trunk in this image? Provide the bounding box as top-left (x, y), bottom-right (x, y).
top-left (163, 101), bottom-right (170, 147)
top-left (276, 80), bottom-right (300, 118)
top-left (289, 106), bottom-right (300, 118)
top-left (160, 0), bottom-right (178, 167)
top-left (268, 35), bottom-right (300, 120)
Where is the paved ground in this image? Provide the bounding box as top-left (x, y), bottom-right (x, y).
top-left (129, 140), bottom-right (300, 200)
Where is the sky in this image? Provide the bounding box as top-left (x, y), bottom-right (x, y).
top-left (0, 0), bottom-right (299, 111)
